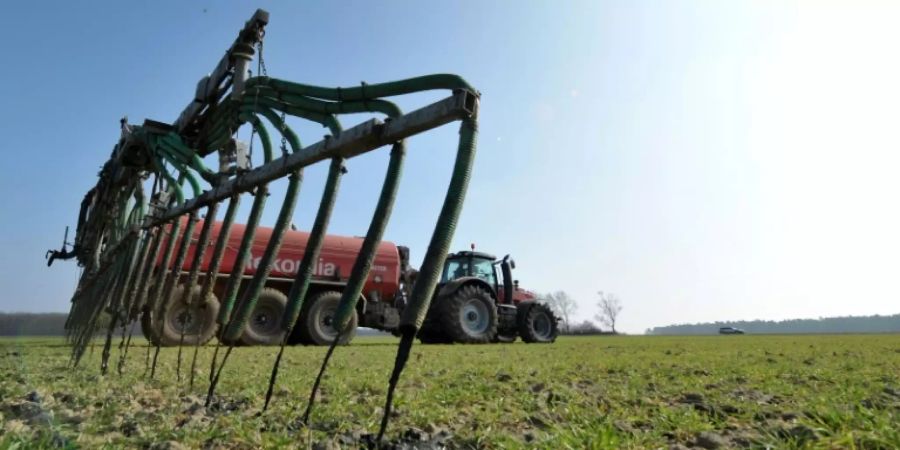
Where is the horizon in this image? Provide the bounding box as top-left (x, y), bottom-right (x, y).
top-left (2, 1), bottom-right (900, 334)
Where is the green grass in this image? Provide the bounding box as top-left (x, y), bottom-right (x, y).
top-left (1, 334), bottom-right (898, 449)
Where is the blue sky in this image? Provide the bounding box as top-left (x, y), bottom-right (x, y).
top-left (2, 1), bottom-right (899, 333)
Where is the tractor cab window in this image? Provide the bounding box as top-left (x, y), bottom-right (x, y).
top-left (442, 259), bottom-right (469, 282)
top-left (441, 256), bottom-right (497, 287)
top-left (471, 258), bottom-right (497, 286)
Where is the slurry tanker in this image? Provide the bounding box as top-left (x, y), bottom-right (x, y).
top-left (140, 219), bottom-right (559, 346)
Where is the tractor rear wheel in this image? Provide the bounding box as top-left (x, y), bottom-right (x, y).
top-left (518, 303), bottom-right (558, 343)
top-left (439, 285), bottom-right (497, 344)
top-left (238, 288), bottom-right (287, 346)
top-left (159, 285), bottom-right (220, 346)
top-left (298, 291), bottom-right (358, 346)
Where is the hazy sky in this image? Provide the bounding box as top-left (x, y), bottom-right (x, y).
top-left (1, 1), bottom-right (898, 334)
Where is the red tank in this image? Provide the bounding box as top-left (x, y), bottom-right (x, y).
top-left (165, 219), bottom-right (403, 303)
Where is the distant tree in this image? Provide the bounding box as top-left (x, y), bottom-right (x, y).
top-left (595, 291), bottom-right (622, 333)
top-left (543, 291), bottom-right (578, 332)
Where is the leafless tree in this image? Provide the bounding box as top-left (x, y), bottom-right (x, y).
top-left (543, 291), bottom-right (578, 332)
top-left (595, 291), bottom-right (622, 333)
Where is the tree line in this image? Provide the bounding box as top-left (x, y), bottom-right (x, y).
top-left (539, 291), bottom-right (623, 335)
top-left (0, 313), bottom-right (68, 336)
top-left (646, 313), bottom-right (900, 335)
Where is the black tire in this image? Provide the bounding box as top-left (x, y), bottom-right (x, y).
top-left (417, 326), bottom-right (453, 344)
top-left (297, 291), bottom-right (357, 346)
top-left (518, 303), bottom-right (559, 344)
top-left (238, 288), bottom-right (287, 346)
top-left (439, 285), bottom-right (497, 344)
top-left (158, 285), bottom-right (220, 346)
top-left (286, 318), bottom-right (310, 345)
top-left (494, 332), bottom-right (517, 343)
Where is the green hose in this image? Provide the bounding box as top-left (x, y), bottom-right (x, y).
top-left (378, 115), bottom-right (478, 441)
top-left (151, 210), bottom-right (199, 378)
top-left (399, 116), bottom-right (478, 331)
top-left (332, 141), bottom-right (405, 330)
top-left (246, 74), bottom-right (475, 100)
top-left (155, 211), bottom-right (199, 327)
top-left (145, 217), bottom-right (183, 328)
top-left (281, 157), bottom-right (345, 331)
top-left (177, 202), bottom-right (220, 314)
top-left (222, 107), bottom-right (305, 341)
top-left (189, 194), bottom-right (240, 389)
top-left (142, 175), bottom-right (188, 333)
top-left (222, 170), bottom-right (301, 341)
top-left (216, 187), bottom-right (267, 328)
top-left (198, 196), bottom-right (241, 307)
top-left (214, 113), bottom-right (275, 328)
top-left (130, 225), bottom-right (166, 321)
top-left (123, 228), bottom-right (156, 321)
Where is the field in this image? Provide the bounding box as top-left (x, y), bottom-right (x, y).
top-left (1, 334), bottom-right (898, 449)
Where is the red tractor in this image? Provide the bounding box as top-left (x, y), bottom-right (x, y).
top-left (141, 221), bottom-right (559, 345)
top-left (416, 249), bottom-right (559, 344)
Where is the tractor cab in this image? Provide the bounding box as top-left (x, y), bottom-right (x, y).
top-left (440, 250), bottom-right (523, 304)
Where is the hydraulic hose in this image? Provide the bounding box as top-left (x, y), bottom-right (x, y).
top-left (213, 114), bottom-right (275, 328)
top-left (302, 140), bottom-right (405, 424)
top-left (281, 157), bottom-right (344, 332)
top-left (188, 195), bottom-right (240, 389)
top-left (246, 74), bottom-right (475, 101)
top-left (299, 98), bottom-right (404, 421)
top-left (220, 112), bottom-right (308, 342)
top-left (208, 112), bottom-right (305, 405)
top-left (262, 156), bottom-right (344, 412)
top-left (151, 210), bottom-right (199, 379)
top-left (378, 115), bottom-right (478, 441)
top-left (174, 201), bottom-right (220, 379)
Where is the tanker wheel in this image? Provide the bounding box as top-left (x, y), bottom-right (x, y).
top-left (439, 285), bottom-right (497, 344)
top-left (159, 285), bottom-right (220, 346)
top-left (238, 288), bottom-right (287, 346)
top-left (298, 291), bottom-right (358, 346)
top-left (518, 303), bottom-right (558, 344)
